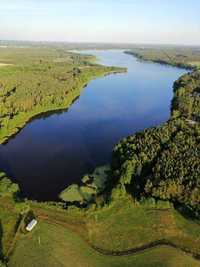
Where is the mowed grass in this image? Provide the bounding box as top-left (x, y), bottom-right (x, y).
top-left (8, 221), bottom-right (199, 267)
top-left (5, 197), bottom-right (200, 266)
top-left (0, 197), bottom-right (19, 256)
top-left (86, 197), bottom-right (200, 254)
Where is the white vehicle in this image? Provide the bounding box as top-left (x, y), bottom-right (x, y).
top-left (26, 219), bottom-right (38, 232)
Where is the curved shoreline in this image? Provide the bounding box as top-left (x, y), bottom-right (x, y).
top-left (0, 50), bottom-right (186, 146)
top-left (0, 68), bottom-right (126, 145)
top-left (0, 50), bottom-right (193, 146)
top-left (124, 50), bottom-right (194, 70)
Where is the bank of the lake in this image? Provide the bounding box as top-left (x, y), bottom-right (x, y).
top-left (0, 64), bottom-right (124, 145)
top-left (125, 50), bottom-right (196, 70)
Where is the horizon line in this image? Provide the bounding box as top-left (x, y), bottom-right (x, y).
top-left (0, 39), bottom-right (200, 48)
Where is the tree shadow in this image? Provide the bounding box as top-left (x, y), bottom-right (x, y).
top-left (0, 221), bottom-right (3, 260)
top-left (174, 202), bottom-right (200, 222)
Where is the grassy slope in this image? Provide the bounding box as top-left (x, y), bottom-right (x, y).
top-left (8, 221), bottom-right (200, 267)
top-left (86, 197), bottom-right (200, 254)
top-left (5, 197), bottom-right (200, 267)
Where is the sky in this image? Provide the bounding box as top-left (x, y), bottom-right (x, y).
top-left (0, 0), bottom-right (200, 45)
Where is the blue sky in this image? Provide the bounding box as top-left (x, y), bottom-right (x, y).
top-left (0, 0), bottom-right (199, 44)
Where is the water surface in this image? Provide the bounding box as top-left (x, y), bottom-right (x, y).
top-left (0, 50), bottom-right (186, 200)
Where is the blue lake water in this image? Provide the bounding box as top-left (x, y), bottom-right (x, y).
top-left (0, 50), bottom-right (186, 200)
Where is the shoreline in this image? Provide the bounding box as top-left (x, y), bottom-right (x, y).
top-left (0, 68), bottom-right (126, 145)
top-left (124, 50), bottom-right (195, 71)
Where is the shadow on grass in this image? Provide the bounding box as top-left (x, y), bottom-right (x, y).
top-left (174, 202), bottom-right (200, 222)
top-left (0, 221), bottom-right (3, 260)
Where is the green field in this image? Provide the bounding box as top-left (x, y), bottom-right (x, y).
top-left (1, 164), bottom-right (200, 266)
top-left (8, 222), bottom-right (200, 267)
top-left (85, 197), bottom-right (200, 255)
top-left (7, 198), bottom-right (200, 267)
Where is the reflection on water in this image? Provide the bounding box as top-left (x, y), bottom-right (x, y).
top-left (0, 50), bottom-right (186, 200)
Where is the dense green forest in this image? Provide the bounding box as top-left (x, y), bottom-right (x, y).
top-left (0, 47), bottom-right (125, 143)
top-left (172, 71), bottom-right (200, 120)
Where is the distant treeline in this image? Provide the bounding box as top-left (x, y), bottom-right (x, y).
top-left (125, 47), bottom-right (200, 70)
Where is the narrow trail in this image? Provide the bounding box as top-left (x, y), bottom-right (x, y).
top-left (33, 207), bottom-right (200, 261)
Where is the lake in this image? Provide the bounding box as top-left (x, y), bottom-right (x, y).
top-left (0, 50), bottom-right (186, 200)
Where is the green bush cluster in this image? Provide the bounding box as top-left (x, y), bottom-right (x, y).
top-left (0, 172), bottom-right (19, 198)
top-left (59, 165), bottom-right (111, 204)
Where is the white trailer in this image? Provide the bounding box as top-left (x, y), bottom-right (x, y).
top-left (26, 219), bottom-right (37, 232)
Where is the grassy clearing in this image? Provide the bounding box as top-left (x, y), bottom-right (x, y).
top-left (0, 196), bottom-right (199, 266)
top-left (86, 197), bottom-right (200, 255)
top-left (87, 198), bottom-right (170, 251)
top-left (1, 177), bottom-right (200, 266)
top-left (8, 221), bottom-right (200, 267)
